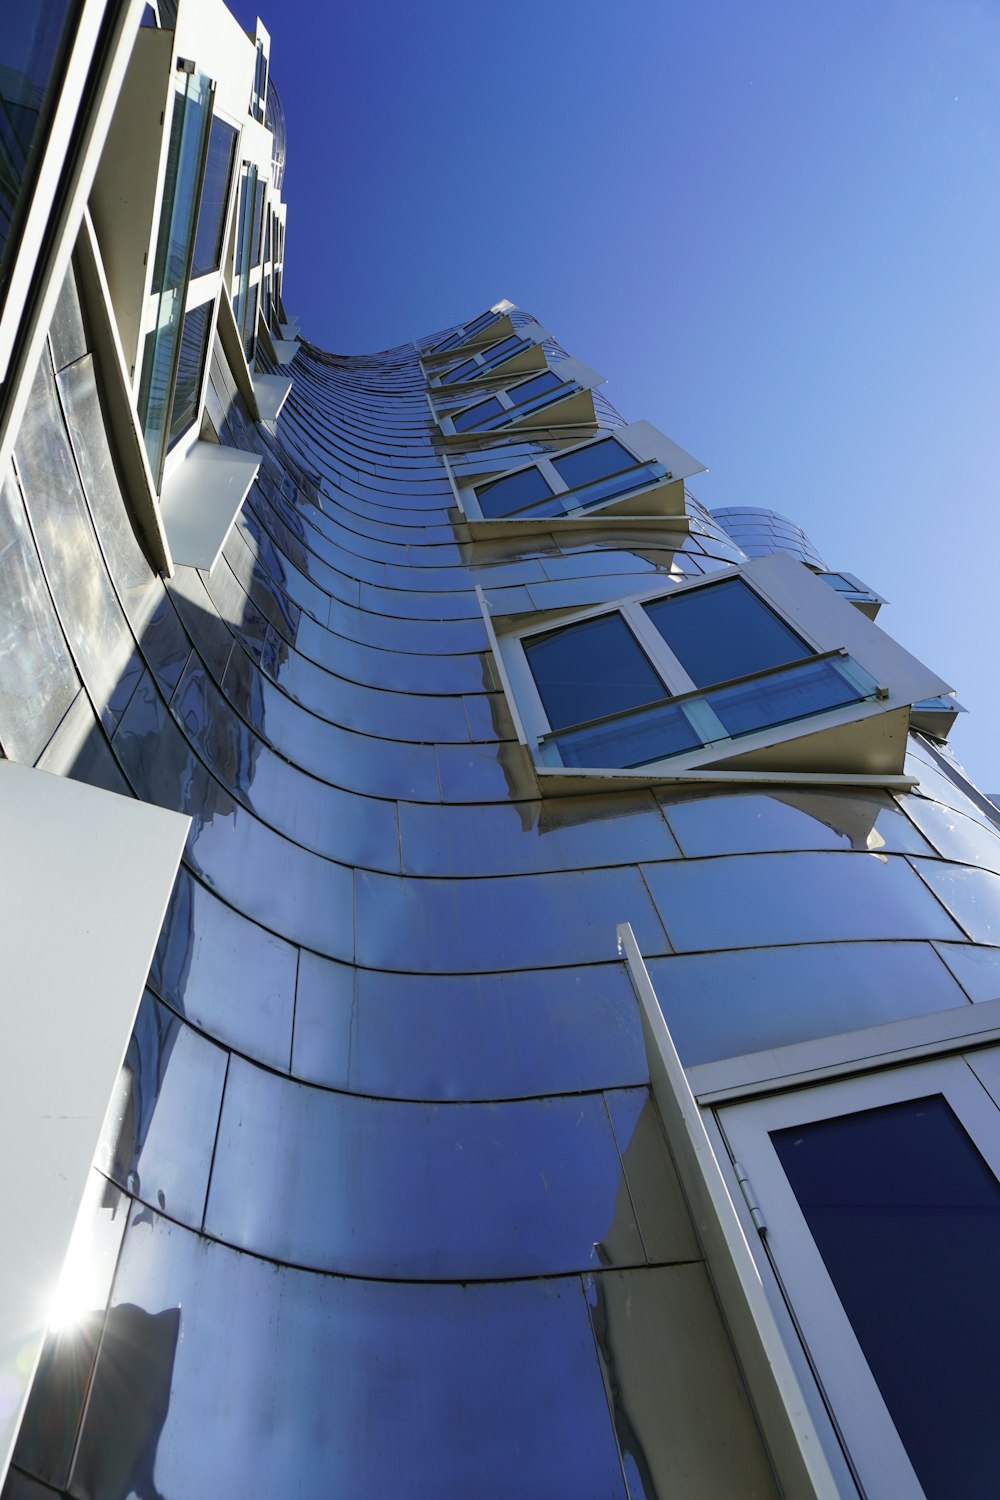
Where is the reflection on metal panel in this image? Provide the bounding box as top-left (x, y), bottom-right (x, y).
top-left (0, 762), bottom-right (188, 1485)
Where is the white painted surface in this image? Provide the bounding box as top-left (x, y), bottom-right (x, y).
top-left (0, 761), bottom-right (189, 1487)
top-left (253, 373), bottom-right (293, 422)
top-left (159, 440), bottom-right (261, 570)
top-left (272, 338), bottom-right (300, 365)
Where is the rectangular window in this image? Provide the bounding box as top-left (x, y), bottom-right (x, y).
top-left (724, 1057), bottom-right (1000, 1499)
top-left (452, 395), bottom-right (504, 433)
top-left (550, 436), bottom-right (636, 488)
top-left (475, 466), bottom-right (555, 519)
top-left (644, 577), bottom-right (809, 688)
top-left (167, 299), bottom-right (212, 450)
top-left (137, 72), bottom-right (213, 481)
top-left (523, 614), bottom-right (667, 731)
top-left (190, 116), bottom-right (237, 279)
top-left (0, 0), bottom-right (81, 308)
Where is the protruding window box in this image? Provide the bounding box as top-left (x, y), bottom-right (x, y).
top-left (816, 570), bottom-right (885, 620)
top-left (426, 318), bottom-right (550, 388)
top-left (159, 439), bottom-right (260, 570)
top-left (451, 420), bottom-right (704, 539)
top-left (435, 358), bottom-right (604, 441)
top-left (271, 336), bottom-right (299, 365)
top-left (909, 693), bottom-right (965, 739)
top-left (423, 300), bottom-right (516, 360)
top-left (485, 551), bottom-right (955, 792)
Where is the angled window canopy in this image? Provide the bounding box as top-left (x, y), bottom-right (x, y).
top-left (450, 419), bottom-right (704, 538)
top-left (435, 357), bottom-right (604, 441)
top-left (485, 551), bottom-right (955, 791)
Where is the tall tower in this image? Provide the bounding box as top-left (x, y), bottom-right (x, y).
top-left (3, 5), bottom-right (1000, 1498)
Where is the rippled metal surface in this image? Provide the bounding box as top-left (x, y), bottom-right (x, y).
top-left (6, 258), bottom-right (1000, 1494)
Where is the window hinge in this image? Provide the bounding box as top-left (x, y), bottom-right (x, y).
top-left (734, 1161), bottom-right (767, 1235)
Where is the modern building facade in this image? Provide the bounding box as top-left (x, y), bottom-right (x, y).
top-left (4, 4), bottom-right (1000, 1497)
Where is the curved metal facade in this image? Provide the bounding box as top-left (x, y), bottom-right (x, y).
top-left (5, 267), bottom-right (1000, 1497)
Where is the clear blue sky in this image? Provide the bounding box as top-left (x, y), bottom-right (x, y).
top-left (234, 0), bottom-right (1000, 791)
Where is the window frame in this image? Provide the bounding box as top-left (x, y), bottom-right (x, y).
top-left (434, 355), bottom-right (603, 440)
top-left (718, 1050), bottom-right (1000, 1499)
top-left (486, 550), bottom-right (955, 787)
top-left (427, 319), bottom-right (550, 388)
top-left (504, 570), bottom-right (833, 763)
top-left (452, 421), bottom-right (701, 527)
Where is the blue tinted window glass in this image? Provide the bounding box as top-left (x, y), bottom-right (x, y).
top-left (552, 438), bottom-right (635, 489)
top-left (524, 614), bottom-right (666, 731)
top-left (773, 1096), bottom-right (1000, 1500)
top-left (191, 117), bottom-right (237, 278)
top-left (168, 299), bottom-right (212, 448)
top-left (509, 371), bottom-right (561, 405)
top-left (545, 700), bottom-right (700, 769)
top-left (475, 466), bottom-right (554, 518)
top-left (441, 357), bottom-right (479, 385)
top-left (452, 396), bottom-right (504, 432)
top-left (644, 578), bottom-right (809, 688)
top-left (703, 657), bottom-right (864, 739)
top-left (0, 0), bottom-right (79, 301)
top-left (479, 334), bottom-right (522, 365)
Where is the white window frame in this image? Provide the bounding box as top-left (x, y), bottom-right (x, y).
top-left (423, 300), bottom-right (516, 359)
top-left (486, 549), bottom-right (954, 788)
top-left (453, 421), bottom-right (701, 526)
top-left (136, 77), bottom-right (243, 484)
top-left (718, 1049), bottom-right (1000, 1499)
top-left (503, 568), bottom-right (831, 757)
top-left (0, 0), bottom-right (123, 383)
top-left (426, 319), bottom-right (549, 388)
top-left (434, 355), bottom-right (603, 440)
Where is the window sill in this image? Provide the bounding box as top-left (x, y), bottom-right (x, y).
top-left (159, 439), bottom-right (261, 571)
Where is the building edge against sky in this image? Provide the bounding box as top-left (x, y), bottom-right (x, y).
top-left (4, 3), bottom-right (1000, 1497)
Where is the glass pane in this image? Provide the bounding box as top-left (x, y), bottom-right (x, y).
top-left (524, 613), bottom-right (667, 731)
top-left (478, 334), bottom-right (523, 367)
top-left (440, 356), bottom-right (479, 386)
top-left (475, 466), bottom-right (554, 519)
top-left (560, 461), bottom-right (664, 514)
top-left (703, 656), bottom-right (866, 738)
top-left (452, 396), bottom-right (504, 433)
top-left (543, 699), bottom-right (700, 770)
top-left (168, 300), bottom-right (212, 449)
top-left (644, 577), bottom-right (810, 688)
top-left (191, 117), bottom-right (237, 279)
top-left (773, 1095), bottom-right (1000, 1500)
top-left (250, 176), bottom-right (265, 266)
top-left (0, 0), bottom-right (79, 303)
top-left (508, 370), bottom-right (561, 405)
top-left (138, 73), bottom-right (213, 480)
top-left (552, 437), bottom-right (636, 488)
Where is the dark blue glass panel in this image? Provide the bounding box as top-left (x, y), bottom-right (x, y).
top-left (452, 396), bottom-right (504, 432)
top-left (168, 299), bottom-right (212, 448)
top-left (524, 613), bottom-right (666, 731)
top-left (191, 117), bottom-right (237, 278)
top-left (441, 356), bottom-right (479, 385)
top-left (0, 0), bottom-right (78, 300)
top-left (703, 657), bottom-right (864, 738)
top-left (644, 578), bottom-right (809, 688)
top-left (475, 465), bottom-right (554, 519)
top-left (552, 437), bottom-right (635, 488)
top-left (478, 334), bottom-right (524, 369)
top-left (773, 1096), bottom-right (1000, 1500)
top-left (560, 461), bottom-right (664, 513)
top-left (508, 370), bottom-right (561, 405)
